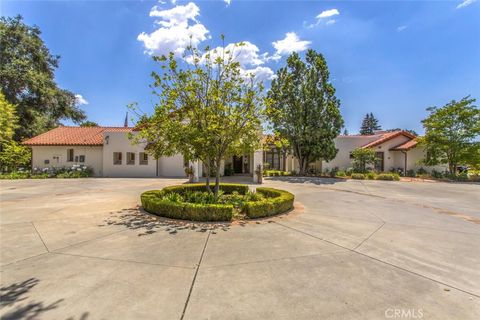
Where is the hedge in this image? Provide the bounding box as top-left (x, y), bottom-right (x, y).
top-left (141, 184), bottom-right (294, 221)
top-left (161, 183), bottom-right (249, 195)
top-left (376, 173), bottom-right (400, 181)
top-left (244, 187), bottom-right (295, 219)
top-left (141, 189), bottom-right (234, 221)
top-left (351, 173), bottom-right (365, 180)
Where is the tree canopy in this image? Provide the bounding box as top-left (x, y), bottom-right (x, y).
top-left (80, 121), bottom-right (99, 127)
top-left (420, 96), bottom-right (480, 175)
top-left (132, 39), bottom-right (264, 196)
top-left (0, 15), bottom-right (86, 140)
top-left (266, 50), bottom-right (343, 174)
top-left (360, 113), bottom-right (381, 135)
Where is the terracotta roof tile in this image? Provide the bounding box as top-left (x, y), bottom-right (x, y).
top-left (361, 131), bottom-right (416, 149)
top-left (23, 126), bottom-right (132, 146)
top-left (390, 139), bottom-right (418, 151)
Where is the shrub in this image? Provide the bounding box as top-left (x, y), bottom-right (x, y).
top-left (366, 172), bottom-right (376, 180)
top-left (351, 173), bottom-right (365, 180)
top-left (162, 183), bottom-right (248, 195)
top-left (244, 187), bottom-right (294, 219)
top-left (376, 173), bottom-right (400, 181)
top-left (335, 170), bottom-right (346, 177)
top-left (417, 167), bottom-right (427, 175)
top-left (142, 185), bottom-right (294, 221)
top-left (406, 169), bottom-right (416, 177)
top-left (264, 170), bottom-right (291, 177)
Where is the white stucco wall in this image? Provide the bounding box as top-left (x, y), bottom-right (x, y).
top-left (102, 131), bottom-right (157, 177)
top-left (31, 145), bottom-right (103, 176)
top-left (157, 154), bottom-right (186, 177)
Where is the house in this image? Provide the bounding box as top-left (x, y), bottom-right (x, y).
top-left (263, 130), bottom-right (447, 174)
top-left (23, 127), bottom-right (444, 180)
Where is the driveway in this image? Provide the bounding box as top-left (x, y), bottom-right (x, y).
top-left (1, 177), bottom-right (479, 319)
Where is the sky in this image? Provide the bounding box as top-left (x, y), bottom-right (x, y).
top-left (2, 0), bottom-right (479, 134)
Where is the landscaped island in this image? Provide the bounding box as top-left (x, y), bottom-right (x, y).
top-left (141, 183), bottom-right (294, 222)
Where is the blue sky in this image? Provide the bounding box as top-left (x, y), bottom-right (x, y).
top-left (2, 0), bottom-right (479, 134)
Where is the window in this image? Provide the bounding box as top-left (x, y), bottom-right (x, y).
top-left (79, 155), bottom-right (85, 163)
top-left (139, 152), bottom-right (148, 165)
top-left (113, 152), bottom-right (122, 165)
top-left (127, 152), bottom-right (135, 165)
top-left (67, 149), bottom-right (74, 162)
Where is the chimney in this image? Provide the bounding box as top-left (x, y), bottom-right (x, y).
top-left (124, 112), bottom-right (128, 128)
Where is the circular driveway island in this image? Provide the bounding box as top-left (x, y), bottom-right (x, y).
top-left (1, 177), bottom-right (479, 319)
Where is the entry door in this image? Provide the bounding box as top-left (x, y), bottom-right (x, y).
top-left (233, 156), bottom-right (243, 173)
top-left (375, 152), bottom-right (384, 172)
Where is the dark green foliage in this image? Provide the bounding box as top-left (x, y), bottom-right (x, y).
top-left (80, 121), bottom-right (99, 127)
top-left (0, 16), bottom-right (86, 140)
top-left (266, 50), bottom-right (343, 175)
top-left (244, 188), bottom-right (294, 219)
top-left (351, 148), bottom-right (377, 173)
top-left (141, 185), bottom-right (294, 221)
top-left (420, 96), bottom-right (480, 175)
top-left (360, 113), bottom-right (381, 135)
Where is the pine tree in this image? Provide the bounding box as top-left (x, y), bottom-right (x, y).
top-left (360, 113), bottom-right (381, 135)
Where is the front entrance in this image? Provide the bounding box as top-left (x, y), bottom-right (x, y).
top-left (233, 155), bottom-right (243, 174)
top-left (375, 152), bottom-right (384, 172)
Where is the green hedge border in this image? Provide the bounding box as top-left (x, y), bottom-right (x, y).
top-left (244, 187), bottom-right (295, 219)
top-left (141, 184), bottom-right (294, 222)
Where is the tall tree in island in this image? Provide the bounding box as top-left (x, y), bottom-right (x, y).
top-left (266, 50), bottom-right (343, 175)
top-left (360, 113), bottom-right (381, 135)
top-left (420, 96), bottom-right (480, 175)
top-left (0, 15), bottom-right (86, 140)
top-left (132, 38), bottom-right (264, 197)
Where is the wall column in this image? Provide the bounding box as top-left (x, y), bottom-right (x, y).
top-left (190, 160), bottom-right (201, 182)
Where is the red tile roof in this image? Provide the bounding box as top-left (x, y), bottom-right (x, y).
top-left (390, 139), bottom-right (418, 151)
top-left (361, 131), bottom-right (417, 149)
top-left (23, 126), bottom-right (132, 146)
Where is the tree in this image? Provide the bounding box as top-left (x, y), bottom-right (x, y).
top-left (0, 15), bottom-right (86, 140)
top-left (343, 128), bottom-right (349, 135)
top-left (80, 121), bottom-right (99, 127)
top-left (0, 92), bottom-right (17, 143)
top-left (263, 132), bottom-right (290, 171)
top-left (132, 39), bottom-right (264, 197)
top-left (266, 50), bottom-right (343, 175)
top-left (351, 148), bottom-right (377, 173)
top-left (360, 113), bottom-right (381, 135)
top-left (0, 141), bottom-right (31, 172)
top-left (420, 96), bottom-right (480, 175)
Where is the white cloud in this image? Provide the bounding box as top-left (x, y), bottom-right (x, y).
top-left (137, 2), bottom-right (210, 56)
top-left (326, 19), bottom-right (336, 25)
top-left (397, 25), bottom-right (408, 32)
top-left (224, 0), bottom-right (231, 6)
top-left (316, 9), bottom-right (339, 19)
top-left (272, 32), bottom-right (311, 56)
top-left (193, 41), bottom-right (265, 66)
top-left (75, 94), bottom-right (88, 105)
top-left (456, 0), bottom-right (476, 8)
top-left (241, 66), bottom-right (276, 82)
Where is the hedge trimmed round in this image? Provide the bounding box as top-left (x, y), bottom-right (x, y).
top-left (140, 183), bottom-right (294, 222)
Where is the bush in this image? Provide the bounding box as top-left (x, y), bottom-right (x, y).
top-left (162, 183), bottom-right (248, 195)
top-left (366, 172), bottom-right (376, 180)
top-left (335, 170), bottom-right (346, 177)
top-left (351, 173), bottom-right (365, 180)
top-left (264, 170), bottom-right (291, 177)
top-left (142, 185), bottom-right (294, 221)
top-left (376, 173), bottom-right (400, 181)
top-left (244, 187), bottom-right (294, 219)
top-left (406, 169), bottom-right (416, 177)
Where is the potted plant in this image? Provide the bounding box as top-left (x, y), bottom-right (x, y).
top-left (185, 166), bottom-right (195, 183)
top-left (255, 164), bottom-right (263, 184)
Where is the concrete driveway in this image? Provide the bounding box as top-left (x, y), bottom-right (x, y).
top-left (1, 177), bottom-right (479, 319)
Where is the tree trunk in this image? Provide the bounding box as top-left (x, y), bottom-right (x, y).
top-left (214, 158), bottom-right (221, 199)
top-left (299, 157), bottom-right (307, 175)
top-left (204, 158), bottom-right (211, 193)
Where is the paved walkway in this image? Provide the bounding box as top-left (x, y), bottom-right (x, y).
top-left (1, 177), bottom-right (479, 319)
